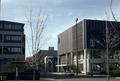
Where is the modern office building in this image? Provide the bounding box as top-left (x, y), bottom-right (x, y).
top-left (58, 19), bottom-right (120, 74)
top-left (0, 20), bottom-right (25, 73)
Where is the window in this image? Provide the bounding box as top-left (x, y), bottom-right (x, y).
top-left (91, 63), bottom-right (103, 71)
top-left (110, 51), bottom-right (120, 59)
top-left (0, 47), bottom-right (1, 54)
top-left (91, 50), bottom-right (101, 59)
top-left (0, 35), bottom-right (2, 42)
top-left (0, 23), bottom-right (3, 29)
top-left (4, 35), bottom-right (22, 42)
top-left (6, 36), bottom-right (11, 40)
top-left (1, 23), bottom-right (23, 31)
top-left (11, 36), bottom-right (21, 41)
top-left (11, 24), bottom-right (22, 30)
top-left (3, 47), bottom-right (11, 54)
top-left (11, 48), bottom-right (21, 53)
top-left (3, 46), bottom-right (22, 54)
top-left (4, 24), bottom-right (12, 29)
top-left (90, 39), bottom-right (95, 47)
top-left (58, 38), bottom-right (60, 44)
top-left (79, 64), bottom-right (83, 71)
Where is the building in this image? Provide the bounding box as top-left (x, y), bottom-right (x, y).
top-left (0, 20), bottom-right (25, 73)
top-left (58, 19), bottom-right (120, 75)
top-left (26, 47), bottom-right (57, 72)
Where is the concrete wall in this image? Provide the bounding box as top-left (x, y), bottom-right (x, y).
top-left (58, 20), bottom-right (85, 55)
top-left (58, 27), bottom-right (73, 55)
top-left (72, 21), bottom-right (85, 51)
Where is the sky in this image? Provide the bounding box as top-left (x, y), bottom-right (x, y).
top-left (1, 0), bottom-right (120, 57)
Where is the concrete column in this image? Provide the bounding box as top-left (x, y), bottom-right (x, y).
top-left (66, 53), bottom-right (68, 65)
top-left (57, 56), bottom-right (60, 72)
top-left (66, 53), bottom-right (68, 72)
top-left (71, 52), bottom-right (73, 65)
top-left (83, 49), bottom-right (87, 75)
top-left (87, 50), bottom-right (90, 73)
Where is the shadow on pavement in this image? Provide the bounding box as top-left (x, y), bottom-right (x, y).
top-left (40, 73), bottom-right (107, 79)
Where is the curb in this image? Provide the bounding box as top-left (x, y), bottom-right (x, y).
top-left (116, 77), bottom-right (120, 79)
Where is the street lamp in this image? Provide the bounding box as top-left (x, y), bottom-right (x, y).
top-left (75, 18), bottom-right (78, 76)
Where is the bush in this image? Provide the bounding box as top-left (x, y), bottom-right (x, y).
top-left (110, 70), bottom-right (120, 77)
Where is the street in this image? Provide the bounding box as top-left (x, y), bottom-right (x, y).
top-left (7, 77), bottom-right (120, 81)
top-left (40, 77), bottom-right (120, 81)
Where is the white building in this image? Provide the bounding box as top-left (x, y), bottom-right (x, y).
top-left (58, 19), bottom-right (120, 75)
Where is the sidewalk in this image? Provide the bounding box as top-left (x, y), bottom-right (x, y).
top-left (115, 77), bottom-right (120, 79)
top-left (7, 78), bottom-right (55, 81)
top-left (40, 72), bottom-right (107, 79)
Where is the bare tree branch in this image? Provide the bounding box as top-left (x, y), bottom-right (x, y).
top-left (110, 0), bottom-right (117, 21)
top-left (25, 9), bottom-right (47, 81)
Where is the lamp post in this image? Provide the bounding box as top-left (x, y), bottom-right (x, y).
top-left (75, 18), bottom-right (78, 76)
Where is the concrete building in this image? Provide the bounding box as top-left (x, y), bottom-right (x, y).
top-left (58, 19), bottom-right (120, 75)
top-left (26, 47), bottom-right (57, 72)
top-left (0, 20), bottom-right (25, 73)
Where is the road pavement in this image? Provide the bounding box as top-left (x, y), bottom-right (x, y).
top-left (7, 78), bottom-right (120, 81)
top-left (40, 77), bottom-right (120, 81)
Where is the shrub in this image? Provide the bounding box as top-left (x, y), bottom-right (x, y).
top-left (110, 70), bottom-right (120, 77)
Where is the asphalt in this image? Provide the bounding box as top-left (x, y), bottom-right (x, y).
top-left (5, 73), bottom-right (120, 81)
top-left (40, 72), bottom-right (107, 79)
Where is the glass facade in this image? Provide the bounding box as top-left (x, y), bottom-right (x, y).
top-left (4, 35), bottom-right (23, 42)
top-left (0, 23), bottom-right (23, 31)
top-left (86, 20), bottom-right (106, 49)
top-left (0, 21), bottom-right (25, 55)
top-left (0, 21), bottom-right (25, 73)
top-left (3, 46), bottom-right (23, 54)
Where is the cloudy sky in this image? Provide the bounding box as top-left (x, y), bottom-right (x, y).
top-left (1, 0), bottom-right (120, 57)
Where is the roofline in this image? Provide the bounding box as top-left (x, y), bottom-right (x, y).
top-left (58, 19), bottom-right (120, 36)
top-left (84, 19), bottom-right (119, 22)
top-left (0, 20), bottom-right (25, 25)
top-left (58, 19), bottom-right (84, 36)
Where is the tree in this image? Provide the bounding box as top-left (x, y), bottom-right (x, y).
top-left (105, 0), bottom-right (120, 80)
top-left (4, 62), bottom-right (26, 73)
top-left (4, 62), bottom-right (14, 73)
top-left (25, 9), bottom-right (47, 81)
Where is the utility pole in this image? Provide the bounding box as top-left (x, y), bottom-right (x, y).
top-left (75, 18), bottom-right (78, 76)
top-left (106, 20), bottom-right (110, 81)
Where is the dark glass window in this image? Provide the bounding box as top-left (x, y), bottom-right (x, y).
top-left (4, 24), bottom-right (12, 29)
top-left (91, 50), bottom-right (101, 59)
top-left (91, 63), bottom-right (103, 71)
top-left (58, 38), bottom-right (60, 44)
top-left (4, 35), bottom-right (22, 42)
top-left (86, 20), bottom-right (106, 48)
top-left (3, 46), bottom-right (22, 54)
top-left (11, 24), bottom-right (22, 30)
top-left (0, 47), bottom-right (2, 54)
top-left (3, 47), bottom-right (11, 54)
top-left (11, 48), bottom-right (20, 52)
top-left (0, 35), bottom-right (2, 42)
top-left (0, 23), bottom-right (3, 29)
top-left (1, 23), bottom-right (23, 31)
